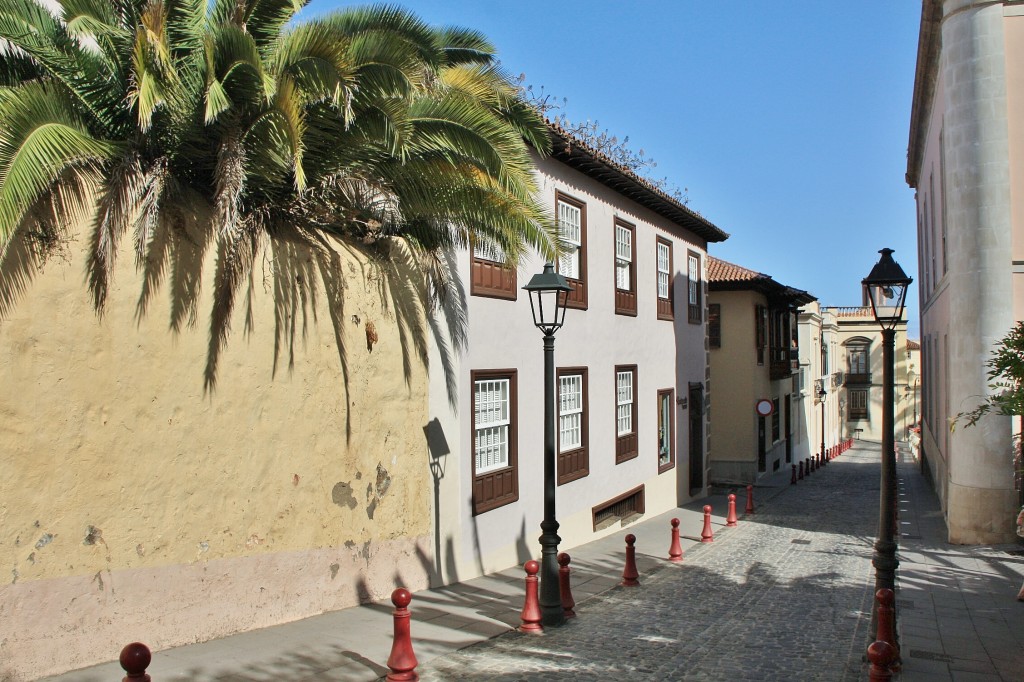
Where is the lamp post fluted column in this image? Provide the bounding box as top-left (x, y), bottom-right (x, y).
top-left (820, 391), bottom-right (827, 466)
top-left (539, 332), bottom-right (565, 627)
top-left (873, 327), bottom-right (898, 595)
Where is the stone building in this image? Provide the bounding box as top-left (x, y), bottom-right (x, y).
top-left (906, 0), bottom-right (1023, 543)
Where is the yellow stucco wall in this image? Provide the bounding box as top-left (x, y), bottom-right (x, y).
top-left (0, 227), bottom-right (431, 680)
top-left (709, 290), bottom-right (764, 469)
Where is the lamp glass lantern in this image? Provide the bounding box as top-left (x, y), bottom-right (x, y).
top-left (862, 248), bottom-right (912, 331)
top-left (524, 263), bottom-right (572, 336)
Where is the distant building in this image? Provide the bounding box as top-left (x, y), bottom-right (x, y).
top-left (906, 0), bottom-right (1022, 542)
top-left (796, 302), bottom-right (843, 467)
top-left (821, 303), bottom-right (911, 444)
top-left (706, 257), bottom-right (814, 484)
top-left (906, 339), bottom-right (921, 437)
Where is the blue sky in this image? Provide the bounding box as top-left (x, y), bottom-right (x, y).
top-left (304, 1), bottom-right (923, 337)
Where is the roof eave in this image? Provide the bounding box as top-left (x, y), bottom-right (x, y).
top-left (546, 125), bottom-right (730, 244)
top-left (906, 0), bottom-right (943, 188)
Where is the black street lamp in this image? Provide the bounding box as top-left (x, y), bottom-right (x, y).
top-left (524, 263), bottom-right (572, 627)
top-left (818, 385), bottom-right (827, 467)
top-left (862, 248), bottom-right (912, 628)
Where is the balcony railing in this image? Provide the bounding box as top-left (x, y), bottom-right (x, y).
top-left (845, 372), bottom-right (872, 385)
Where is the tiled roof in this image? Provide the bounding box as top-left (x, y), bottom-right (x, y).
top-left (707, 256), bottom-right (815, 305)
top-left (545, 120), bottom-right (729, 244)
top-left (707, 257), bottom-right (768, 284)
top-left (907, 339), bottom-right (921, 350)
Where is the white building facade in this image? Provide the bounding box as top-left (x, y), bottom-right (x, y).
top-left (427, 125), bottom-right (728, 583)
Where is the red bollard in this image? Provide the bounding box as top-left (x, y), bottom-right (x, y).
top-left (798, 460), bottom-right (804, 480)
top-left (745, 485), bottom-right (754, 515)
top-left (120, 642), bottom-right (151, 682)
top-left (519, 561), bottom-right (543, 633)
top-left (700, 505), bottom-right (714, 543)
top-left (557, 552), bottom-right (576, 619)
top-left (621, 534), bottom-right (640, 586)
top-left (875, 588), bottom-right (898, 657)
top-left (668, 518), bottom-right (684, 562)
top-left (805, 457), bottom-right (812, 475)
top-left (726, 493), bottom-right (738, 526)
top-left (814, 453), bottom-right (820, 471)
top-left (386, 588), bottom-right (419, 681)
top-left (867, 640), bottom-right (897, 682)
top-left (791, 464), bottom-right (797, 484)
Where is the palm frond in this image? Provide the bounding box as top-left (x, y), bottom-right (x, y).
top-left (87, 152), bottom-right (146, 310)
top-left (435, 25), bottom-right (494, 66)
top-left (0, 82), bottom-right (114, 251)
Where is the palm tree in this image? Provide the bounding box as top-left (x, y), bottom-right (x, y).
top-left (0, 0), bottom-right (556, 388)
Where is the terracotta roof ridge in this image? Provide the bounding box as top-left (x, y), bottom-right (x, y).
top-left (707, 255), bottom-right (769, 281)
top-left (544, 118), bottom-right (727, 242)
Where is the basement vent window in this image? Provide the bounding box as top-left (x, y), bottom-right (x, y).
top-left (592, 485), bottom-right (645, 531)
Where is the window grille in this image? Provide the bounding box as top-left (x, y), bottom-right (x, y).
top-left (559, 374), bottom-right (583, 451)
top-left (558, 200), bottom-right (581, 279)
top-left (617, 371), bottom-right (634, 435)
top-left (474, 379), bottom-right (509, 473)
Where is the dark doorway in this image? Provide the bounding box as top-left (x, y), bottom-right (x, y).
top-left (784, 394), bottom-right (792, 464)
top-left (689, 383), bottom-right (704, 493)
top-left (757, 416), bottom-right (767, 472)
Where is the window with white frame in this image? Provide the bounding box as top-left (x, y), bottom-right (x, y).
top-left (475, 240), bottom-right (506, 264)
top-left (617, 371), bottom-right (634, 435)
top-left (470, 239), bottom-right (516, 300)
top-left (657, 242), bottom-right (670, 299)
top-left (557, 367), bottom-right (589, 483)
top-left (471, 370), bottom-right (519, 515)
top-left (474, 378), bottom-right (510, 473)
top-left (687, 251), bottom-right (702, 323)
top-left (656, 237), bottom-right (673, 320)
top-left (657, 388), bottom-right (675, 472)
top-left (558, 199), bottom-right (581, 280)
top-left (614, 220), bottom-right (636, 315)
top-left (559, 374), bottom-right (583, 451)
top-left (616, 224), bottom-right (632, 291)
top-left (556, 192), bottom-right (587, 309)
top-left (615, 365), bottom-right (638, 463)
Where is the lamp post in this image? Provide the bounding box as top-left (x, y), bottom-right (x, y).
top-left (839, 397), bottom-right (846, 439)
top-left (862, 248), bottom-right (912, 631)
top-left (912, 377), bottom-right (919, 426)
top-left (524, 263), bottom-right (572, 627)
top-left (818, 385), bottom-right (827, 466)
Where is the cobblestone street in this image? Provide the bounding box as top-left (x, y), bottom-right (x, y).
top-left (416, 449), bottom-right (880, 681)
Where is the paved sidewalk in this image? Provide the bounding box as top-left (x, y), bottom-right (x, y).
top-left (895, 450), bottom-right (1024, 681)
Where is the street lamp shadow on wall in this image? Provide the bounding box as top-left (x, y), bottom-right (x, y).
top-left (862, 247), bottom-right (912, 640)
top-left (523, 263), bottom-right (573, 627)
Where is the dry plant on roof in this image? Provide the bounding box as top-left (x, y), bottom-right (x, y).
top-left (0, 0), bottom-right (558, 391)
